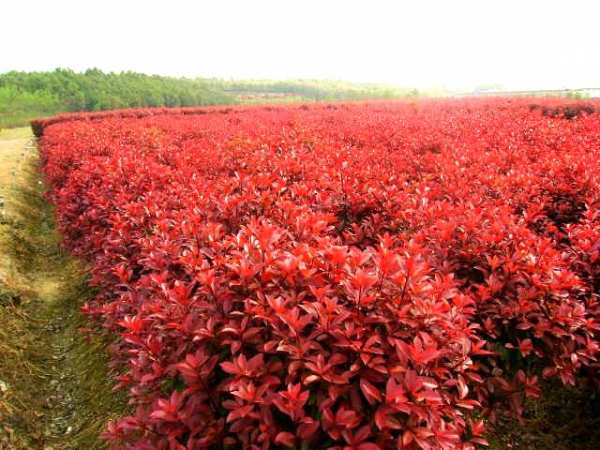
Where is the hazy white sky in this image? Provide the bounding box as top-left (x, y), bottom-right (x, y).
top-left (1, 0), bottom-right (599, 91)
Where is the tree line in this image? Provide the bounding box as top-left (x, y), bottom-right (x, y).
top-left (0, 68), bottom-right (419, 128)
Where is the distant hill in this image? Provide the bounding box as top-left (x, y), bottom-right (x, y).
top-left (208, 79), bottom-right (419, 103)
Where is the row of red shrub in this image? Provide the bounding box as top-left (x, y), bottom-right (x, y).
top-left (31, 105), bottom-right (244, 138)
top-left (38, 99), bottom-right (600, 449)
top-left (31, 99), bottom-right (598, 138)
top-left (32, 103), bottom-right (351, 138)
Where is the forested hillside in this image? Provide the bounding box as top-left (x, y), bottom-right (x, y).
top-left (0, 69), bottom-right (420, 128)
top-left (0, 69), bottom-right (233, 127)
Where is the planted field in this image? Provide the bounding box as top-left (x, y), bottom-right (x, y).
top-left (34, 99), bottom-right (600, 449)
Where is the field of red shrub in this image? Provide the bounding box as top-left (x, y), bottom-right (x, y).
top-left (36, 99), bottom-right (600, 449)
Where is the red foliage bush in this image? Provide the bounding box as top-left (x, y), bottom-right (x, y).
top-left (37, 99), bottom-right (600, 449)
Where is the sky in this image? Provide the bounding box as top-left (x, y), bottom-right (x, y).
top-left (1, 0), bottom-right (599, 91)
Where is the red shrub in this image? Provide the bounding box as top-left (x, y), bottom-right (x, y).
top-left (37, 99), bottom-right (600, 449)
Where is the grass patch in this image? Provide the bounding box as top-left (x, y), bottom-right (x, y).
top-left (0, 131), bottom-right (127, 449)
top-left (488, 379), bottom-right (600, 449)
top-left (0, 112), bottom-right (56, 130)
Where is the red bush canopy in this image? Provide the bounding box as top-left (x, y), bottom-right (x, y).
top-left (38, 99), bottom-right (600, 449)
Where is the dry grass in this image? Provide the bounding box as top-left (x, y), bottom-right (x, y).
top-left (0, 127), bottom-right (32, 141)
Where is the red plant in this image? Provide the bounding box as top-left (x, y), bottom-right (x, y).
top-left (37, 98), bottom-right (600, 449)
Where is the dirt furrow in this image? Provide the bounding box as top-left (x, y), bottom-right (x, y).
top-left (0, 128), bottom-right (125, 450)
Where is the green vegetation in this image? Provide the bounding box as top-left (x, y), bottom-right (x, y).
top-left (0, 85), bottom-right (61, 129)
top-left (0, 69), bottom-right (422, 128)
top-left (0, 68), bottom-right (234, 128)
top-left (208, 78), bottom-right (420, 102)
top-left (566, 90), bottom-right (590, 100)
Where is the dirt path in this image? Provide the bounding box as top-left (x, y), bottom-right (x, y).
top-left (0, 128), bottom-right (124, 450)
